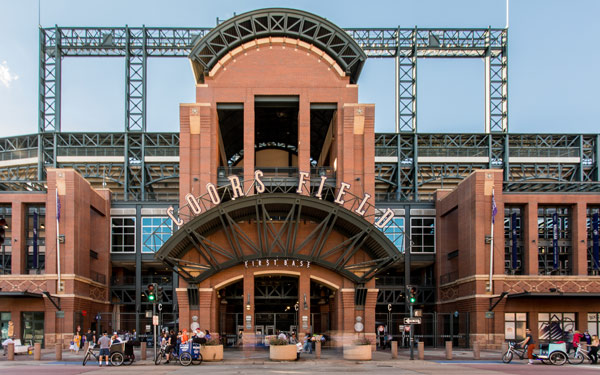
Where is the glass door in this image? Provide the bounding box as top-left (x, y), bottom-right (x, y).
top-left (22, 312), bottom-right (44, 347)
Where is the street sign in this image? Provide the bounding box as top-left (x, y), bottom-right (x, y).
top-left (485, 311), bottom-right (495, 319)
top-left (56, 311), bottom-right (64, 318)
top-left (153, 315), bottom-right (159, 326)
top-left (403, 317), bottom-right (422, 325)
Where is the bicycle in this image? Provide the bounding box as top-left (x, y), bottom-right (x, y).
top-left (82, 344), bottom-right (100, 366)
top-left (569, 345), bottom-right (592, 364)
top-left (154, 342), bottom-right (201, 366)
top-left (502, 341), bottom-right (567, 365)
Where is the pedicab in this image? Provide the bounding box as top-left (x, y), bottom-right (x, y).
top-left (502, 341), bottom-right (568, 365)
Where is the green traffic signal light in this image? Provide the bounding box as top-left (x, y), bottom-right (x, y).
top-left (409, 296), bottom-right (416, 304)
top-left (148, 293), bottom-right (155, 301)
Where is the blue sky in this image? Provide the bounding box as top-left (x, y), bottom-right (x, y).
top-left (0, 0), bottom-right (598, 136)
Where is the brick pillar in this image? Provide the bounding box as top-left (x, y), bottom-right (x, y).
top-left (364, 289), bottom-right (378, 345)
top-left (298, 92), bottom-right (311, 184)
top-left (573, 202), bottom-right (588, 275)
top-left (298, 272), bottom-right (311, 333)
top-left (198, 288), bottom-right (213, 332)
top-left (525, 202), bottom-right (539, 275)
top-left (243, 95), bottom-right (255, 192)
top-left (176, 287), bottom-right (190, 332)
top-left (340, 288), bottom-right (355, 345)
top-left (11, 202), bottom-right (25, 274)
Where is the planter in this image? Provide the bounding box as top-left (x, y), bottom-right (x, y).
top-left (343, 345), bottom-right (372, 361)
top-left (200, 344), bottom-right (223, 362)
top-left (269, 344), bottom-right (297, 361)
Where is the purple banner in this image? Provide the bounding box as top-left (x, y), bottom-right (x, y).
top-left (511, 212), bottom-right (518, 270)
top-left (33, 211), bottom-right (38, 269)
top-left (552, 212), bottom-right (559, 270)
top-left (593, 213), bottom-right (599, 270)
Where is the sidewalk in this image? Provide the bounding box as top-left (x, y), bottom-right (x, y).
top-left (0, 347), bottom-right (505, 365)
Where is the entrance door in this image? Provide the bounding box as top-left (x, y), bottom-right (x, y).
top-left (255, 275), bottom-right (299, 335)
top-left (265, 325), bottom-right (275, 335)
top-left (22, 312), bottom-right (44, 347)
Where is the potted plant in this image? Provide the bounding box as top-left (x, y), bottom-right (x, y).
top-left (269, 338), bottom-right (297, 361)
top-left (200, 338), bottom-right (223, 361)
top-left (343, 337), bottom-right (373, 361)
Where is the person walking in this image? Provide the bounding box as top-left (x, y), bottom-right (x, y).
top-left (519, 328), bottom-right (536, 365)
top-left (589, 335), bottom-right (600, 364)
top-left (97, 331), bottom-right (111, 366)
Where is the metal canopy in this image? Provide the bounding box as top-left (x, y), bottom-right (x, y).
top-left (155, 193), bottom-right (400, 284)
top-left (188, 8), bottom-right (367, 84)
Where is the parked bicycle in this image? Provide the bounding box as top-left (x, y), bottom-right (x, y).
top-left (82, 342), bottom-right (132, 366)
top-left (154, 342), bottom-right (202, 366)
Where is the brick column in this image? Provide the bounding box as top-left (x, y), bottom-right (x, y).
top-left (243, 95), bottom-right (255, 192)
top-left (298, 272), bottom-right (311, 333)
top-left (364, 289), bottom-right (378, 344)
top-left (573, 202), bottom-right (588, 275)
top-left (242, 270), bottom-right (255, 353)
top-left (340, 288), bottom-right (355, 344)
top-left (176, 287), bottom-right (190, 331)
top-left (525, 202), bottom-right (539, 275)
top-left (198, 288), bottom-right (213, 332)
top-left (10, 202), bottom-right (25, 274)
top-left (298, 92), bottom-right (311, 184)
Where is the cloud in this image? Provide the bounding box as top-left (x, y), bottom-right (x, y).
top-left (0, 61), bottom-right (19, 88)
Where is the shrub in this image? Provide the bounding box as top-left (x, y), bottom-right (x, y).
top-left (204, 338), bottom-right (221, 346)
top-left (269, 338), bottom-right (289, 346)
top-left (353, 337), bottom-right (372, 346)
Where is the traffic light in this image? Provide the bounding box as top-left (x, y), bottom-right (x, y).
top-left (0, 217), bottom-right (6, 245)
top-left (147, 283), bottom-right (156, 302)
top-left (408, 286), bottom-right (417, 304)
top-left (156, 285), bottom-right (163, 302)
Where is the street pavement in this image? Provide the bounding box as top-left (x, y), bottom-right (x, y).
top-left (2, 348), bottom-right (600, 374)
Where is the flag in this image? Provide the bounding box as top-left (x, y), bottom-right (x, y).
top-left (56, 191), bottom-right (61, 222)
top-left (33, 211), bottom-right (38, 269)
top-left (491, 190), bottom-right (498, 224)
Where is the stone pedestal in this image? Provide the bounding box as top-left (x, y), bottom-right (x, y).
top-left (445, 341), bottom-right (452, 360)
top-left (391, 341), bottom-right (398, 359)
top-left (7, 343), bottom-right (14, 360)
top-left (418, 342), bottom-right (424, 360)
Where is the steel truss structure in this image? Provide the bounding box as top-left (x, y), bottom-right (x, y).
top-left (35, 19), bottom-right (510, 200)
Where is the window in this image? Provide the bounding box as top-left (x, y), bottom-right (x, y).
top-left (504, 313), bottom-right (527, 341)
top-left (587, 206), bottom-right (600, 275)
top-left (538, 313), bottom-right (575, 342)
top-left (142, 217), bottom-right (173, 253)
top-left (538, 206), bottom-right (571, 275)
top-left (410, 217), bottom-right (435, 253)
top-left (22, 311), bottom-right (44, 347)
top-left (587, 313), bottom-right (600, 336)
top-left (377, 216), bottom-right (405, 253)
top-left (26, 205), bottom-right (45, 272)
top-left (0, 205), bottom-right (11, 274)
top-left (111, 217), bottom-right (136, 253)
top-left (0, 312), bottom-right (11, 340)
top-left (504, 206), bottom-right (524, 275)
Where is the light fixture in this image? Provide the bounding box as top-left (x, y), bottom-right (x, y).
top-left (303, 293), bottom-right (308, 310)
top-left (246, 293), bottom-right (251, 311)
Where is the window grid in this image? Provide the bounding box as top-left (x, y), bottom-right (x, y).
top-left (26, 205), bottom-right (45, 272)
top-left (111, 217), bottom-right (136, 253)
top-left (504, 206), bottom-right (524, 275)
top-left (504, 312), bottom-right (527, 341)
top-left (379, 217), bottom-right (405, 253)
top-left (537, 206), bottom-right (571, 275)
top-left (587, 207), bottom-right (600, 275)
top-left (142, 217), bottom-right (173, 253)
top-left (0, 205), bottom-right (11, 274)
top-left (410, 217), bottom-right (435, 253)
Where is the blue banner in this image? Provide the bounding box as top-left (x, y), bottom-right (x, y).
top-left (552, 212), bottom-right (559, 270)
top-left (511, 212), bottom-right (518, 270)
top-left (593, 213), bottom-right (599, 270)
top-left (33, 211), bottom-right (38, 269)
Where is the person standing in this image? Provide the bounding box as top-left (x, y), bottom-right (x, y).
top-left (84, 329), bottom-right (95, 352)
top-left (519, 328), bottom-right (536, 365)
top-left (98, 331), bottom-right (111, 366)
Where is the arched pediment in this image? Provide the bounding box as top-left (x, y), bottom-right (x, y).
top-left (189, 8), bottom-right (367, 84)
top-left (155, 193), bottom-right (400, 284)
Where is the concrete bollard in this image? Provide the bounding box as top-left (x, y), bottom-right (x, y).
top-left (55, 343), bottom-right (62, 360)
top-left (473, 341), bottom-right (480, 359)
top-left (445, 341), bottom-right (452, 360)
top-left (418, 342), bottom-right (424, 360)
top-left (315, 340), bottom-right (321, 359)
top-left (7, 343), bottom-right (14, 360)
top-left (391, 341), bottom-right (398, 359)
top-left (141, 341), bottom-right (147, 360)
top-left (34, 342), bottom-right (42, 360)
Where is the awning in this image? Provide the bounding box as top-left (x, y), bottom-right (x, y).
top-left (507, 292), bottom-right (600, 299)
top-left (0, 291), bottom-right (44, 298)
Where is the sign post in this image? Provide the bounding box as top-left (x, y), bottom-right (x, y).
top-left (409, 305), bottom-right (414, 360)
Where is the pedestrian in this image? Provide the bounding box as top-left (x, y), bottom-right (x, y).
top-left (97, 331), bottom-right (111, 366)
top-left (519, 328), bottom-right (536, 365)
top-left (303, 332), bottom-right (312, 354)
top-left (573, 330), bottom-right (584, 351)
top-left (205, 329), bottom-right (212, 340)
top-left (564, 329), bottom-right (574, 353)
top-left (165, 329), bottom-right (178, 364)
top-left (85, 329), bottom-right (94, 351)
top-left (277, 330), bottom-right (287, 341)
top-left (584, 330), bottom-right (592, 345)
top-left (589, 335), bottom-right (599, 364)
